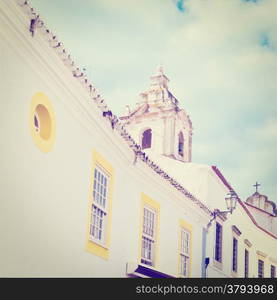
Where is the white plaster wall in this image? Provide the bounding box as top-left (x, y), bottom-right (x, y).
top-left (128, 114), bottom-right (192, 162)
top-left (246, 207), bottom-right (273, 233)
top-left (127, 117), bottom-right (165, 156)
top-left (205, 171), bottom-right (229, 211)
top-left (206, 202), bottom-right (277, 278)
top-left (0, 0), bottom-right (208, 278)
top-left (272, 218), bottom-right (277, 235)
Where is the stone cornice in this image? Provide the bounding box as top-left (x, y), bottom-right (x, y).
top-left (232, 225), bottom-right (242, 236)
top-left (256, 250), bottom-right (267, 258)
top-left (244, 239), bottom-right (252, 248)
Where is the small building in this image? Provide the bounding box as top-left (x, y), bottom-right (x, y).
top-left (205, 176), bottom-right (277, 278)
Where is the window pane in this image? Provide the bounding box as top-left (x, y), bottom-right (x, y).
top-left (141, 207), bottom-right (156, 266)
top-left (180, 229), bottom-right (190, 277)
top-left (180, 254), bottom-right (189, 277)
top-left (215, 223), bottom-right (222, 262)
top-left (244, 249), bottom-right (249, 278)
top-left (181, 229), bottom-right (190, 256)
top-left (100, 174), bottom-right (103, 184)
top-left (142, 129), bottom-right (152, 150)
top-left (178, 132), bottom-right (184, 156)
top-left (90, 205), bottom-right (106, 241)
top-left (92, 168), bottom-right (108, 209)
top-left (232, 238), bottom-right (238, 272)
top-left (143, 208), bottom-right (155, 237)
top-left (90, 166), bottom-right (109, 244)
top-left (258, 259), bottom-right (264, 278)
top-left (271, 265), bottom-right (276, 278)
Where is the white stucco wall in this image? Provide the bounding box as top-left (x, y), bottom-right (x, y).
top-left (124, 109), bottom-right (191, 162)
top-left (206, 201), bottom-right (277, 278)
top-left (0, 0), bottom-right (209, 277)
top-left (245, 205), bottom-right (275, 234)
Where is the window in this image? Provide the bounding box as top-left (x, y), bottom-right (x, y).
top-left (232, 237), bottom-right (238, 272)
top-left (180, 229), bottom-right (190, 277)
top-left (34, 104), bottom-right (52, 140)
top-left (90, 167), bottom-right (108, 245)
top-left (86, 150), bottom-right (114, 260)
top-left (30, 92), bottom-right (56, 152)
top-left (244, 249), bottom-right (249, 278)
top-left (271, 265), bottom-right (276, 278)
top-left (141, 206), bottom-right (156, 266)
top-left (258, 259), bottom-right (264, 278)
top-left (142, 129), bottom-right (152, 150)
top-left (140, 193), bottom-right (160, 269)
top-left (215, 222), bottom-right (222, 263)
top-left (178, 132), bottom-right (184, 157)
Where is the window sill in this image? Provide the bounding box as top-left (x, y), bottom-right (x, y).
top-left (213, 259), bottom-right (223, 270)
top-left (140, 261), bottom-right (156, 270)
top-left (88, 237), bottom-right (109, 250)
top-left (231, 270), bottom-right (238, 278)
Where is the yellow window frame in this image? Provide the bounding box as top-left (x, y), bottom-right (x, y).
top-left (138, 193), bottom-right (160, 268)
top-left (178, 219), bottom-right (193, 277)
top-left (86, 150), bottom-right (114, 260)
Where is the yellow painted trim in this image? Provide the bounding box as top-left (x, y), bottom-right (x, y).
top-left (29, 92), bottom-right (56, 152)
top-left (86, 150), bottom-right (114, 260)
top-left (138, 193), bottom-right (160, 268)
top-left (256, 250), bottom-right (267, 258)
top-left (177, 219), bottom-right (193, 277)
top-left (257, 254), bottom-right (266, 262)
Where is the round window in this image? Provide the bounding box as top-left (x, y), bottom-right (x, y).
top-left (34, 104), bottom-right (52, 140)
top-left (30, 92), bottom-right (56, 152)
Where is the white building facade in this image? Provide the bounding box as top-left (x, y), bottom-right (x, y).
top-left (0, 0), bottom-right (211, 278)
top-left (0, 0), bottom-right (276, 278)
top-left (205, 171), bottom-right (277, 278)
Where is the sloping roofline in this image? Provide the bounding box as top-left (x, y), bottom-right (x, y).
top-left (245, 202), bottom-right (276, 217)
top-left (212, 166), bottom-right (277, 239)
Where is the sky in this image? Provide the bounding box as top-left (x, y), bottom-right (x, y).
top-left (30, 0), bottom-right (277, 203)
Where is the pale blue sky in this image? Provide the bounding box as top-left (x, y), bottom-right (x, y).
top-left (30, 0), bottom-right (277, 203)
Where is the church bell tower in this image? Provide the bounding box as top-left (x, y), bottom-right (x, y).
top-left (120, 66), bottom-right (193, 162)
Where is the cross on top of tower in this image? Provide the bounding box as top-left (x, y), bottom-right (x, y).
top-left (253, 181), bottom-right (261, 193)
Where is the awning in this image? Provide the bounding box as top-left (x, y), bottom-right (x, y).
top-left (126, 262), bottom-right (175, 278)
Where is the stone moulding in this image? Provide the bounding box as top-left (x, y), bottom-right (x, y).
top-left (256, 250), bottom-right (267, 258)
top-left (244, 239), bottom-right (252, 248)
